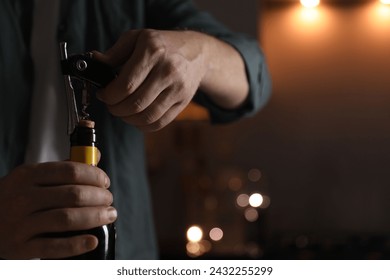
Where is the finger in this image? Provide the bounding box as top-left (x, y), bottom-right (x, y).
top-left (27, 235), bottom-right (98, 259)
top-left (107, 65), bottom-right (172, 117)
top-left (31, 161), bottom-right (110, 189)
top-left (137, 102), bottom-right (187, 132)
top-left (121, 87), bottom-right (175, 126)
top-left (98, 30), bottom-right (165, 105)
top-left (27, 206), bottom-right (117, 236)
top-left (30, 185), bottom-right (113, 212)
top-left (92, 29), bottom-right (141, 67)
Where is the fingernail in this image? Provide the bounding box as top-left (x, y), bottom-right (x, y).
top-left (84, 237), bottom-right (98, 251)
top-left (107, 207), bottom-right (117, 222)
top-left (105, 175), bottom-right (111, 188)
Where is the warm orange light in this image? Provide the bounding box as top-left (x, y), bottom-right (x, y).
top-left (301, 7), bottom-right (320, 22)
top-left (377, 2), bottom-right (390, 18)
top-left (300, 0), bottom-right (320, 8)
top-left (186, 226), bottom-right (203, 242)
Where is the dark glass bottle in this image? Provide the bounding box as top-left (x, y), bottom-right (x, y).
top-left (67, 119), bottom-right (116, 260)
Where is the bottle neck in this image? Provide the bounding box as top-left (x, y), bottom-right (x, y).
top-left (70, 120), bottom-right (96, 147)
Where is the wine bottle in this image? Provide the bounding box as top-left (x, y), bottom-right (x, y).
top-left (67, 119), bottom-right (116, 260)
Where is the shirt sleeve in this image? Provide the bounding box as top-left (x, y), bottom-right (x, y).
top-left (146, 0), bottom-right (271, 124)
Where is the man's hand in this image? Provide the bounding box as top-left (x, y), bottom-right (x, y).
top-left (94, 29), bottom-right (249, 132)
top-left (0, 161), bottom-right (116, 259)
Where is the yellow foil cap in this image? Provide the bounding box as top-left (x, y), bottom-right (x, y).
top-left (70, 146), bottom-right (98, 166)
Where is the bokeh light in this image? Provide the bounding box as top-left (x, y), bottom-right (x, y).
top-left (249, 193), bottom-right (263, 208)
top-left (259, 195), bottom-right (271, 209)
top-left (248, 168), bottom-right (262, 182)
top-left (187, 226), bottom-right (203, 242)
top-left (228, 176), bottom-right (243, 191)
top-left (209, 227), bottom-right (224, 241)
top-left (244, 208), bottom-right (259, 222)
top-left (236, 193), bottom-right (249, 208)
top-left (186, 242), bottom-right (201, 256)
top-left (186, 240), bottom-right (212, 258)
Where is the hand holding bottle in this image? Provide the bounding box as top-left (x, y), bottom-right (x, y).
top-left (0, 161), bottom-right (116, 259)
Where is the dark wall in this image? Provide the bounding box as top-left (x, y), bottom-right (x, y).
top-left (260, 1), bottom-right (390, 234)
top-left (194, 0), bottom-right (259, 36)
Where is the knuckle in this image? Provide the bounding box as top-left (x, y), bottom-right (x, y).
top-left (163, 56), bottom-right (187, 82)
top-left (131, 98), bottom-right (145, 113)
top-left (164, 58), bottom-right (178, 75)
top-left (64, 163), bottom-right (82, 182)
top-left (58, 209), bottom-right (76, 228)
top-left (177, 70), bottom-right (188, 86)
top-left (174, 78), bottom-right (186, 92)
top-left (141, 30), bottom-right (166, 58)
top-left (143, 111), bottom-right (158, 125)
top-left (175, 82), bottom-right (187, 96)
top-left (150, 43), bottom-right (166, 59)
top-left (96, 208), bottom-right (106, 224)
top-left (125, 80), bottom-right (136, 94)
top-left (140, 29), bottom-right (159, 43)
top-left (68, 186), bottom-right (85, 205)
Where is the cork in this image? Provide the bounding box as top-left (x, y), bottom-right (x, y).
top-left (78, 119), bottom-right (95, 129)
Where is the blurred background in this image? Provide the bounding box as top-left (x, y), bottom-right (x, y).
top-left (146, 0), bottom-right (390, 259)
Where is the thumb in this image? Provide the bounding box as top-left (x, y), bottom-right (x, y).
top-left (91, 29), bottom-right (142, 68)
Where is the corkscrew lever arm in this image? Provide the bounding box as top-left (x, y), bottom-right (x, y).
top-left (59, 42), bottom-right (79, 135)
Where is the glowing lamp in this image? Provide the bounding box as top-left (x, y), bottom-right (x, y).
top-left (300, 0), bottom-right (320, 8)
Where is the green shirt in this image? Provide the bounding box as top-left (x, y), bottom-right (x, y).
top-left (0, 0), bottom-right (271, 259)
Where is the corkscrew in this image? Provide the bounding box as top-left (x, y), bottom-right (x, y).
top-left (59, 42), bottom-right (116, 134)
top-left (59, 42), bottom-right (117, 259)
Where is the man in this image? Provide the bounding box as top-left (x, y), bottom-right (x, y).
top-left (0, 0), bottom-right (271, 259)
